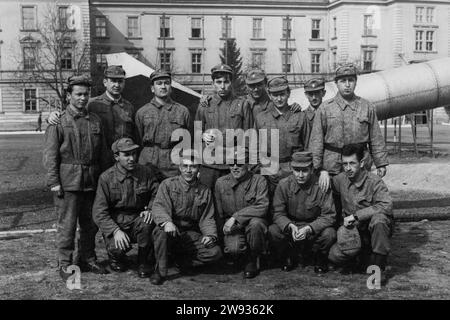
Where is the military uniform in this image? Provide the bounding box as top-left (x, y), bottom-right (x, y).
top-left (303, 78), bottom-right (326, 150)
top-left (309, 65), bottom-right (388, 175)
top-left (243, 69), bottom-right (271, 124)
top-left (329, 170), bottom-right (393, 266)
top-left (135, 71), bottom-right (190, 179)
top-left (92, 139), bottom-right (159, 264)
top-left (152, 176), bottom-right (222, 277)
top-left (214, 171), bottom-right (269, 257)
top-left (254, 77), bottom-right (308, 194)
top-left (43, 76), bottom-right (109, 269)
top-left (195, 64), bottom-right (252, 189)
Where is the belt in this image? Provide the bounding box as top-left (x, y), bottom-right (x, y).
top-left (324, 142), bottom-right (368, 153)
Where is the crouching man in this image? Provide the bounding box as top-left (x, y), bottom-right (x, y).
top-left (92, 138), bottom-right (159, 278)
top-left (214, 149), bottom-right (269, 279)
top-left (329, 144), bottom-right (393, 282)
top-left (268, 151), bottom-right (336, 273)
top-left (150, 150), bottom-right (222, 285)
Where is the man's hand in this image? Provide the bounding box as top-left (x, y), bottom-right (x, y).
top-left (201, 236), bottom-right (215, 248)
top-left (48, 111), bottom-right (61, 125)
top-left (202, 132), bottom-right (216, 145)
top-left (290, 102), bottom-right (302, 113)
top-left (318, 170), bottom-right (331, 192)
top-left (50, 185), bottom-right (64, 198)
top-left (343, 215), bottom-right (357, 228)
top-left (113, 229), bottom-right (131, 251)
top-left (223, 217), bottom-right (236, 235)
top-left (288, 223), bottom-right (299, 241)
top-left (163, 221), bottom-right (179, 237)
top-left (139, 208), bottom-right (152, 224)
top-left (295, 226), bottom-right (312, 241)
top-left (377, 166), bottom-right (387, 178)
top-left (199, 95), bottom-right (211, 108)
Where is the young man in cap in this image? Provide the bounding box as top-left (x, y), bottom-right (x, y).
top-left (150, 149), bottom-right (222, 285)
top-left (135, 70), bottom-right (190, 179)
top-left (309, 64), bottom-right (388, 194)
top-left (254, 76), bottom-right (309, 195)
top-left (268, 151), bottom-right (336, 274)
top-left (48, 65), bottom-right (137, 167)
top-left (195, 64), bottom-right (252, 190)
top-left (329, 144), bottom-right (393, 282)
top-left (214, 148), bottom-right (269, 278)
top-left (44, 75), bottom-right (109, 280)
top-left (303, 78), bottom-right (326, 150)
top-left (92, 137), bottom-right (159, 278)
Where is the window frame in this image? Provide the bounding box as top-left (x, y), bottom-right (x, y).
top-left (221, 16), bottom-right (232, 39)
top-left (159, 16), bottom-right (171, 38)
top-left (127, 16), bottom-right (140, 38)
top-left (311, 52), bottom-right (321, 74)
top-left (95, 16), bottom-right (107, 38)
top-left (363, 14), bottom-right (374, 36)
top-left (159, 51), bottom-right (172, 72)
top-left (252, 17), bottom-right (263, 39)
top-left (362, 50), bottom-right (374, 72)
top-left (191, 52), bottom-right (202, 73)
top-left (21, 5), bottom-right (37, 31)
top-left (311, 19), bottom-right (321, 39)
top-left (24, 88), bottom-right (38, 112)
top-left (282, 17), bottom-right (292, 39)
top-left (415, 6), bottom-right (424, 23)
top-left (191, 17), bottom-right (202, 39)
top-left (281, 51), bottom-right (292, 73)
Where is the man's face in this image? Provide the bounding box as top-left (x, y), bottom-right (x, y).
top-left (229, 162), bottom-right (248, 180)
top-left (179, 159), bottom-right (200, 183)
top-left (114, 150), bottom-right (137, 171)
top-left (342, 153), bottom-right (363, 180)
top-left (269, 89), bottom-right (290, 109)
top-left (336, 76), bottom-right (357, 99)
top-left (67, 85), bottom-right (90, 110)
top-left (291, 165), bottom-right (313, 185)
top-left (151, 78), bottom-right (171, 99)
top-left (213, 75), bottom-right (232, 98)
top-left (103, 77), bottom-right (125, 96)
top-left (247, 81), bottom-right (266, 100)
top-left (305, 89), bottom-right (326, 109)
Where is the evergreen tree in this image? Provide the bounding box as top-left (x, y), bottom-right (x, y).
top-left (220, 39), bottom-right (246, 96)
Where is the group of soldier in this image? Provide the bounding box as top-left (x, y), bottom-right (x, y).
top-left (44, 61), bottom-right (393, 287)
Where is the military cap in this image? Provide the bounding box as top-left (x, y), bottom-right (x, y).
top-left (267, 77), bottom-right (289, 93)
top-left (67, 75), bottom-right (92, 87)
top-left (304, 78), bottom-right (325, 92)
top-left (245, 68), bottom-right (266, 85)
top-left (111, 137), bottom-right (139, 154)
top-left (104, 65), bottom-right (126, 79)
top-left (328, 226), bottom-right (362, 263)
top-left (211, 64), bottom-right (233, 76)
top-left (335, 63), bottom-right (358, 80)
top-left (291, 151), bottom-right (313, 168)
top-left (149, 70), bottom-right (172, 83)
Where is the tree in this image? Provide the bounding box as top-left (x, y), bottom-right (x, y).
top-left (14, 1), bottom-right (90, 110)
top-left (220, 39), bottom-right (246, 96)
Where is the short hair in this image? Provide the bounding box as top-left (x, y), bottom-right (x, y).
top-left (342, 143), bottom-right (365, 162)
top-left (212, 72), bottom-right (232, 82)
top-left (66, 83), bottom-right (90, 94)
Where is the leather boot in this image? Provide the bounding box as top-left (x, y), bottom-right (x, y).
top-left (150, 267), bottom-right (165, 285)
top-left (370, 253), bottom-right (387, 285)
top-left (108, 253), bottom-right (127, 272)
top-left (314, 252), bottom-right (329, 274)
top-left (244, 255), bottom-right (259, 279)
top-left (137, 246), bottom-right (152, 278)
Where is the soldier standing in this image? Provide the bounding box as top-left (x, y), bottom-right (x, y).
top-left (135, 71), bottom-right (190, 179)
top-left (303, 78), bottom-right (326, 150)
top-left (150, 150), bottom-right (222, 285)
top-left (43, 75), bottom-right (109, 280)
top-left (268, 151), bottom-right (336, 274)
top-left (214, 149), bottom-right (269, 278)
top-left (92, 137), bottom-right (159, 278)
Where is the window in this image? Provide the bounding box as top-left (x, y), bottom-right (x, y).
top-left (127, 16), bottom-right (139, 38)
top-left (426, 31), bottom-right (434, 51)
top-left (23, 46), bottom-right (36, 70)
top-left (96, 53), bottom-right (107, 67)
top-left (191, 18), bottom-right (202, 38)
top-left (281, 52), bottom-right (292, 73)
top-left (426, 7), bottom-right (434, 23)
top-left (282, 17), bottom-right (292, 39)
top-left (61, 47), bottom-right (72, 70)
top-left (22, 6), bottom-right (36, 30)
top-left (415, 30), bottom-right (423, 51)
top-left (160, 16), bottom-right (170, 38)
top-left (159, 52), bottom-right (171, 71)
top-left (95, 16), bottom-right (107, 37)
top-left (311, 53), bottom-right (320, 73)
top-left (364, 15), bottom-right (373, 36)
top-left (24, 89), bottom-right (37, 112)
top-left (333, 17), bottom-right (337, 38)
top-left (311, 19), bottom-right (320, 39)
top-left (58, 6), bottom-right (69, 30)
top-left (416, 7), bottom-right (424, 23)
top-left (251, 51), bottom-right (265, 69)
top-left (252, 18), bottom-right (263, 39)
top-left (191, 52), bottom-right (202, 73)
top-left (415, 30), bottom-right (434, 52)
top-left (363, 50), bottom-right (373, 71)
top-left (221, 16), bottom-right (232, 38)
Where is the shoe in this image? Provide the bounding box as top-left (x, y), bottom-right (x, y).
top-left (79, 260), bottom-right (109, 274)
top-left (370, 253), bottom-right (388, 285)
top-left (150, 270), bottom-right (165, 285)
top-left (59, 266), bottom-right (73, 281)
top-left (281, 256), bottom-right (295, 272)
top-left (137, 247), bottom-right (153, 278)
top-left (109, 257), bottom-right (127, 272)
top-left (244, 256), bottom-right (259, 279)
top-left (313, 252), bottom-right (329, 274)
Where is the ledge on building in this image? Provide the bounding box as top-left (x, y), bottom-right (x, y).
top-left (219, 37), bottom-right (236, 41)
top-left (280, 38), bottom-right (295, 41)
top-left (413, 50), bottom-right (438, 54)
top-left (94, 36), bottom-right (110, 40)
top-left (250, 38), bottom-right (266, 41)
top-left (158, 37), bottom-right (175, 40)
top-left (331, 36), bottom-right (337, 40)
top-left (189, 37), bottom-right (205, 40)
top-left (309, 38), bottom-right (324, 41)
top-left (413, 24), bottom-right (439, 29)
top-left (126, 36), bottom-right (143, 40)
top-left (362, 34), bottom-right (377, 38)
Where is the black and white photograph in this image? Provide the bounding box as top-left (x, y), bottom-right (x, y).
top-left (1, 0), bottom-right (450, 303)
